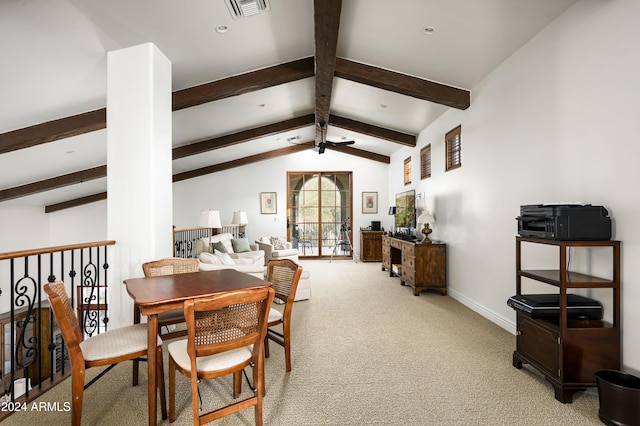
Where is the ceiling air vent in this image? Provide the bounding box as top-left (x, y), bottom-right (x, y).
top-left (225, 0), bottom-right (271, 19)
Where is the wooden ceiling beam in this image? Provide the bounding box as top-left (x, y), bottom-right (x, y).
top-left (45, 192), bottom-right (107, 213)
top-left (0, 109), bottom-right (106, 155)
top-left (326, 145), bottom-right (390, 163)
top-left (172, 57), bottom-right (315, 111)
top-left (173, 142), bottom-right (315, 182)
top-left (0, 58), bottom-right (315, 155)
top-left (173, 114), bottom-right (315, 159)
top-left (329, 114), bottom-right (416, 147)
top-left (314, 0), bottom-right (342, 145)
top-left (36, 136), bottom-right (391, 211)
top-left (334, 58), bottom-right (470, 110)
top-left (0, 165), bottom-right (106, 203)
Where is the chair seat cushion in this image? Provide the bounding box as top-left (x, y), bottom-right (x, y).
top-left (168, 338), bottom-right (252, 372)
top-left (271, 248), bottom-right (299, 258)
top-left (268, 307), bottom-right (283, 323)
top-left (80, 323), bottom-right (161, 361)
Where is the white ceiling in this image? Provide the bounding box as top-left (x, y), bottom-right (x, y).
top-left (0, 0), bottom-right (577, 208)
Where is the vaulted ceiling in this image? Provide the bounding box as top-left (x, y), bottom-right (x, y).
top-left (0, 0), bottom-right (576, 211)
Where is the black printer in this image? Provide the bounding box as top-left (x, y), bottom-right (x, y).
top-left (507, 294), bottom-right (603, 320)
top-left (516, 204), bottom-right (611, 240)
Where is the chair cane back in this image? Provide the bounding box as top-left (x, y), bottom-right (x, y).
top-left (167, 287), bottom-right (275, 425)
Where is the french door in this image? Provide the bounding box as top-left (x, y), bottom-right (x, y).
top-left (287, 172), bottom-right (353, 259)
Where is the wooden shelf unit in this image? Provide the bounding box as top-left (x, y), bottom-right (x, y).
top-left (512, 236), bottom-right (621, 403)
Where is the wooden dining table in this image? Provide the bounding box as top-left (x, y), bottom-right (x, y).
top-left (124, 268), bottom-right (271, 425)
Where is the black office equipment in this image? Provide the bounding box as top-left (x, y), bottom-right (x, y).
top-left (516, 204), bottom-right (611, 240)
top-left (507, 293), bottom-right (603, 320)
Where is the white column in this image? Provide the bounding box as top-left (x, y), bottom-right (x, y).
top-left (106, 43), bottom-right (172, 328)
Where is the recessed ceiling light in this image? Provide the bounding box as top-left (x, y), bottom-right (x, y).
top-left (258, 103), bottom-right (266, 108)
top-left (380, 104), bottom-right (388, 109)
top-left (422, 26), bottom-right (436, 35)
top-left (216, 25), bottom-right (229, 34)
top-left (65, 150), bottom-right (75, 154)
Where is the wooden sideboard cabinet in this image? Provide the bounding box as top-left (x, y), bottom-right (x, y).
top-left (360, 230), bottom-right (383, 262)
top-left (382, 235), bottom-right (447, 296)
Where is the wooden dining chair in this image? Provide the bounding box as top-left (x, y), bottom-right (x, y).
top-left (264, 258), bottom-right (303, 372)
top-left (167, 287), bottom-right (275, 425)
top-left (132, 257), bottom-right (200, 387)
top-left (139, 257), bottom-right (200, 340)
top-left (44, 282), bottom-right (167, 426)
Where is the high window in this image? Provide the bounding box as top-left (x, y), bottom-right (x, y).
top-left (420, 144), bottom-right (431, 180)
top-left (445, 125), bottom-right (462, 172)
top-left (404, 157), bottom-right (412, 185)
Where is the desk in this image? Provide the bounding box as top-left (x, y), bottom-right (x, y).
top-left (382, 236), bottom-right (447, 296)
top-left (124, 269), bottom-right (271, 425)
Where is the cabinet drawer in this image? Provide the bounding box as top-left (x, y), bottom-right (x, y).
top-left (390, 239), bottom-right (403, 249)
top-left (401, 267), bottom-right (415, 284)
top-left (402, 243), bottom-right (415, 256)
top-left (402, 254), bottom-right (415, 269)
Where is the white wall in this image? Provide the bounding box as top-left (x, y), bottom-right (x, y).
top-left (391, 0), bottom-right (640, 373)
top-left (49, 200), bottom-right (107, 245)
top-left (173, 147), bottom-right (390, 258)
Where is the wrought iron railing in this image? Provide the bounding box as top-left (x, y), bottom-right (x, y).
top-left (173, 225), bottom-right (240, 258)
top-left (0, 240), bottom-right (115, 420)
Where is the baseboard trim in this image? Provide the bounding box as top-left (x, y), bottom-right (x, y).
top-left (447, 287), bottom-right (516, 335)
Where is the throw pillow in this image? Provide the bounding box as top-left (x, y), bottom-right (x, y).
top-left (211, 241), bottom-right (228, 253)
top-left (270, 236), bottom-right (286, 249)
top-left (231, 237), bottom-right (251, 253)
top-left (199, 252), bottom-right (222, 265)
top-left (214, 249), bottom-right (235, 266)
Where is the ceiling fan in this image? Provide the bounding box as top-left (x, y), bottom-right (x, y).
top-left (316, 121), bottom-right (355, 154)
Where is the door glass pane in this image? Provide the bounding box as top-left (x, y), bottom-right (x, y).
top-left (288, 172), bottom-right (352, 258)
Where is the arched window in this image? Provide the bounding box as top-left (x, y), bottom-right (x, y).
top-left (288, 172), bottom-right (352, 258)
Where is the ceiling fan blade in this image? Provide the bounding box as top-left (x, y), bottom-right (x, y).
top-left (325, 139), bottom-right (355, 146)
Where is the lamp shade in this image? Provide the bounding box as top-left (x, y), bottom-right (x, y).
top-left (232, 211), bottom-right (248, 225)
top-left (417, 212), bottom-right (435, 225)
top-left (198, 210), bottom-right (222, 228)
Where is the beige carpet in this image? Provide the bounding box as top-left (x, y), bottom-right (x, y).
top-left (6, 260), bottom-right (602, 425)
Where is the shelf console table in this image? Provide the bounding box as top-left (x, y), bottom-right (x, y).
top-left (381, 235), bottom-right (446, 296)
top-left (513, 236), bottom-right (621, 403)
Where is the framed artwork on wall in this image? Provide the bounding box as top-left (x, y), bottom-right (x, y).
top-left (362, 192), bottom-right (378, 214)
top-left (260, 192), bottom-right (277, 214)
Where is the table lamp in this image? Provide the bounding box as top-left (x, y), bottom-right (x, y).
top-left (232, 211), bottom-right (248, 237)
top-left (388, 206), bottom-right (396, 235)
top-left (199, 210), bottom-right (222, 229)
top-left (199, 209), bottom-right (222, 247)
top-left (417, 211), bottom-right (435, 243)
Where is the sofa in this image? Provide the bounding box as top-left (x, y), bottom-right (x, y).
top-left (196, 233), bottom-right (264, 265)
top-left (197, 235), bottom-right (311, 301)
top-left (255, 236), bottom-right (300, 265)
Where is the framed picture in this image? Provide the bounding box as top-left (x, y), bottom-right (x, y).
top-left (362, 192), bottom-right (378, 214)
top-left (260, 192), bottom-right (277, 214)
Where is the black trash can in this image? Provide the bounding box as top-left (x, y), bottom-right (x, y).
top-left (596, 369), bottom-right (640, 426)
